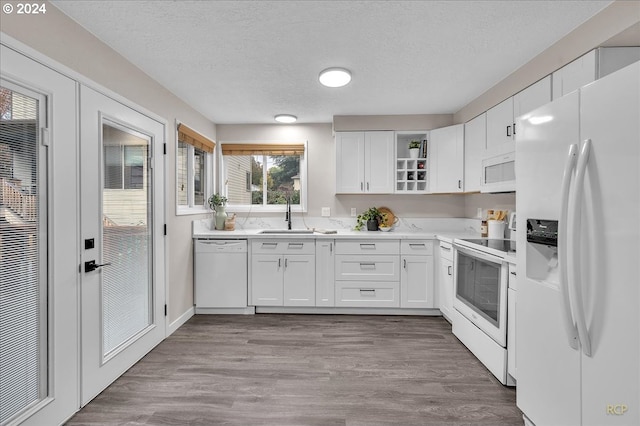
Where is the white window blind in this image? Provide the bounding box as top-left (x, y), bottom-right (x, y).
top-left (0, 85), bottom-right (47, 424)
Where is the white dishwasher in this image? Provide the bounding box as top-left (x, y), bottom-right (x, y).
top-left (194, 239), bottom-right (248, 310)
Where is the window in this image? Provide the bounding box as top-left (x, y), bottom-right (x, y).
top-left (176, 123), bottom-right (214, 214)
top-left (221, 142), bottom-right (307, 211)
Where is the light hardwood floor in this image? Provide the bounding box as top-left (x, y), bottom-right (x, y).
top-left (66, 314), bottom-right (522, 425)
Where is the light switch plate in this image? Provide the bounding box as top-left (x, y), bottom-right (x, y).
top-left (351, 208), bottom-right (357, 217)
top-left (321, 207), bottom-right (330, 217)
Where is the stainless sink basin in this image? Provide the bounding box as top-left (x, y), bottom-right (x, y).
top-left (258, 229), bottom-right (314, 234)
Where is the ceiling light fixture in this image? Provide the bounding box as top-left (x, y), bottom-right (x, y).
top-left (319, 67), bottom-right (352, 88)
top-left (274, 114), bottom-right (297, 123)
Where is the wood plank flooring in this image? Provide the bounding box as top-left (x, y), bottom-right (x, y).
top-left (66, 314), bottom-right (522, 425)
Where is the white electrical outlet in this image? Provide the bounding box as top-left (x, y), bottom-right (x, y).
top-left (321, 207), bottom-right (330, 217)
top-left (351, 208), bottom-right (357, 217)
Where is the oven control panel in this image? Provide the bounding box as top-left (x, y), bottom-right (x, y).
top-left (526, 219), bottom-right (558, 246)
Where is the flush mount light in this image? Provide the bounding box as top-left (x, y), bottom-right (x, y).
top-left (319, 67), bottom-right (352, 88)
top-left (274, 114), bottom-right (297, 123)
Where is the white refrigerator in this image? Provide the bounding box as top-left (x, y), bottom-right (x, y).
top-left (515, 61), bottom-right (639, 426)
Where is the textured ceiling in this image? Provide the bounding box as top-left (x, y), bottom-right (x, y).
top-left (52, 0), bottom-right (612, 124)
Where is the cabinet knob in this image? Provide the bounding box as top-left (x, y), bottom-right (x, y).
top-left (448, 265), bottom-right (452, 275)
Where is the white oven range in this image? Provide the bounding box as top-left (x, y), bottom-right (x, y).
top-left (452, 238), bottom-right (516, 386)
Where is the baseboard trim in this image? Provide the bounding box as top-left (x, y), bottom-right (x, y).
top-left (167, 306), bottom-right (195, 336)
top-left (255, 306), bottom-right (442, 316)
top-left (195, 307), bottom-right (255, 315)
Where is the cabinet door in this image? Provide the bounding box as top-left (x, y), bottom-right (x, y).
top-left (438, 258), bottom-right (454, 323)
top-left (514, 76), bottom-right (551, 121)
top-left (335, 132), bottom-right (365, 193)
top-left (552, 49), bottom-right (596, 100)
top-left (401, 255), bottom-right (434, 308)
top-left (283, 254), bottom-right (316, 306)
top-left (365, 131), bottom-right (394, 193)
top-left (430, 124), bottom-right (464, 193)
top-left (486, 96), bottom-right (514, 153)
top-left (251, 254), bottom-right (283, 306)
top-left (464, 113), bottom-right (485, 193)
top-left (315, 240), bottom-right (335, 306)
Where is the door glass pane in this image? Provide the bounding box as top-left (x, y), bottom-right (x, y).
top-left (102, 121), bottom-right (152, 356)
top-left (0, 85), bottom-right (47, 423)
top-left (456, 253), bottom-right (500, 325)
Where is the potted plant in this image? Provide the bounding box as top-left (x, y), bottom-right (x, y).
top-left (408, 140), bottom-right (421, 159)
top-left (355, 207), bottom-right (384, 231)
top-left (207, 193), bottom-right (228, 230)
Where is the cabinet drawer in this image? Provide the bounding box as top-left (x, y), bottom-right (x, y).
top-left (251, 239), bottom-right (315, 255)
top-left (335, 281), bottom-right (399, 308)
top-left (335, 255), bottom-right (399, 281)
top-left (401, 240), bottom-right (433, 255)
top-left (439, 241), bottom-right (453, 261)
top-left (335, 240), bottom-right (399, 255)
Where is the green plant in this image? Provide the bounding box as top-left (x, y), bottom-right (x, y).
top-left (207, 193), bottom-right (228, 210)
top-left (409, 140), bottom-right (421, 149)
top-left (355, 207), bottom-right (384, 231)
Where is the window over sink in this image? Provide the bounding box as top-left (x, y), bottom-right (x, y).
top-left (220, 142), bottom-right (307, 212)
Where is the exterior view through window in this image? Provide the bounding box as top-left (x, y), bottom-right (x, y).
top-left (222, 143), bottom-right (304, 208)
top-left (226, 154), bottom-right (300, 206)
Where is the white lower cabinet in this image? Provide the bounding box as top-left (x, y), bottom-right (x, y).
top-left (400, 241), bottom-right (435, 308)
top-left (251, 254), bottom-right (284, 306)
top-left (315, 240), bottom-right (335, 306)
top-left (250, 240), bottom-right (315, 306)
top-left (507, 262), bottom-right (517, 380)
top-left (437, 241), bottom-right (454, 322)
top-left (334, 239), bottom-right (400, 308)
top-left (335, 281), bottom-right (400, 307)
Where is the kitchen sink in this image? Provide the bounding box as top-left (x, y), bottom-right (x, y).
top-left (258, 229), bottom-right (314, 234)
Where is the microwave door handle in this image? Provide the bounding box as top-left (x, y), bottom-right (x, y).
top-left (570, 139), bottom-right (593, 357)
top-left (559, 143), bottom-right (580, 351)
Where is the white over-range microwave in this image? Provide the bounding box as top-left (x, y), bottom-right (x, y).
top-left (480, 151), bottom-right (515, 193)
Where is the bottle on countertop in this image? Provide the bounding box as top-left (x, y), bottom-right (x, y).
top-left (481, 209), bottom-right (492, 238)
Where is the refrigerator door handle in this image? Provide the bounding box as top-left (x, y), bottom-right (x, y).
top-left (570, 139), bottom-right (593, 357)
top-left (559, 143), bottom-right (580, 350)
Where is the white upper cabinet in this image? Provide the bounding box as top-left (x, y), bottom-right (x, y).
top-left (463, 113), bottom-right (485, 193)
top-left (335, 131), bottom-right (394, 194)
top-left (552, 47), bottom-right (640, 100)
top-left (486, 96), bottom-right (514, 153)
top-left (514, 75), bottom-right (552, 120)
top-left (335, 132), bottom-right (366, 193)
top-left (486, 75), bottom-right (551, 156)
top-left (429, 124), bottom-right (464, 193)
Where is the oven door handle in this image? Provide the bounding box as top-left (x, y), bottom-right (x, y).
top-left (454, 245), bottom-right (504, 265)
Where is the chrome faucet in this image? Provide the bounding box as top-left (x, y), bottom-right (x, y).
top-left (285, 196), bottom-right (292, 230)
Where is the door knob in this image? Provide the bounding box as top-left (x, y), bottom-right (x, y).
top-left (85, 260), bottom-right (112, 272)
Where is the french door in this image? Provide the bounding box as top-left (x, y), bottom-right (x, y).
top-left (1, 45), bottom-right (78, 426)
top-left (79, 86), bottom-right (165, 405)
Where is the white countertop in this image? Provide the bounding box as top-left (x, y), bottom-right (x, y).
top-left (192, 218), bottom-right (479, 242)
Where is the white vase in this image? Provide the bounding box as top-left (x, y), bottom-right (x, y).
top-left (215, 205), bottom-right (227, 230)
top-left (409, 148), bottom-right (419, 159)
